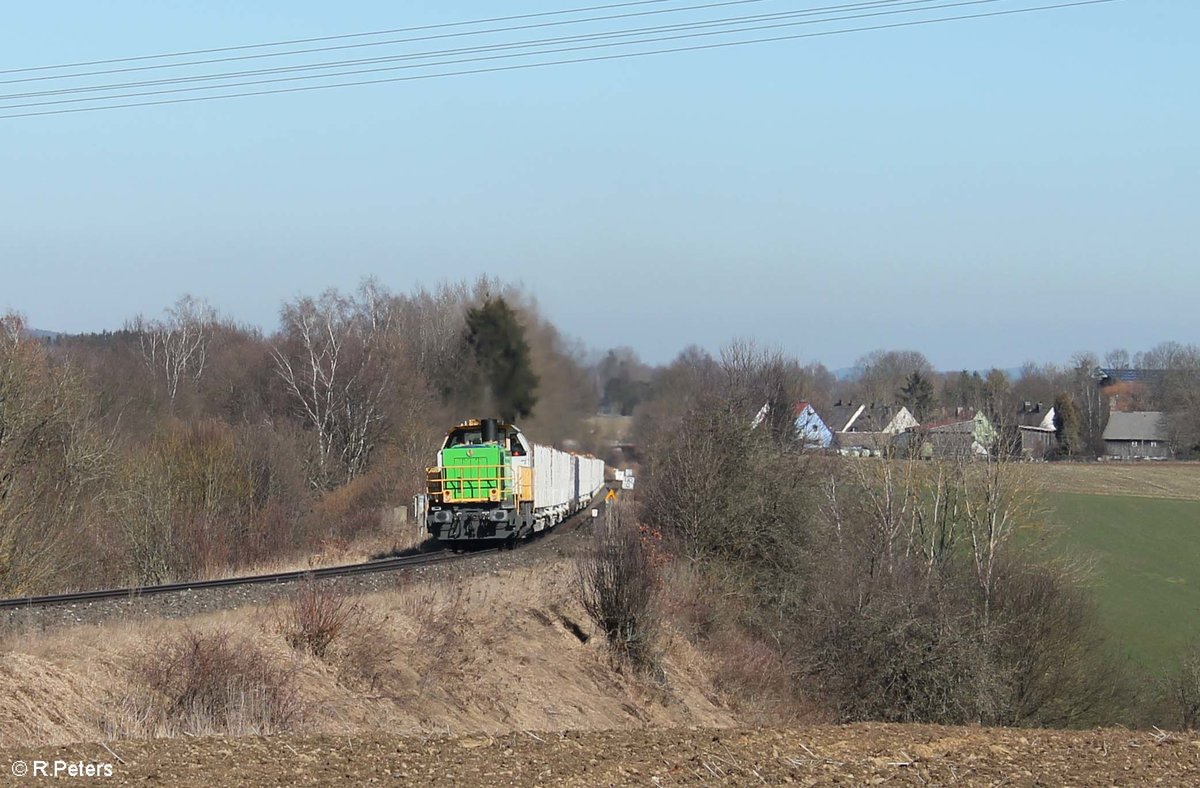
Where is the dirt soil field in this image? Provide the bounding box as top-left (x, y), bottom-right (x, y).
top-left (1036, 462), bottom-right (1200, 500)
top-left (6, 724), bottom-right (1200, 786)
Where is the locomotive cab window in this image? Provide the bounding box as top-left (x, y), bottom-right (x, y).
top-left (446, 429), bottom-right (484, 447)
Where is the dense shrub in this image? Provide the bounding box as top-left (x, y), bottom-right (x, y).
top-left (275, 580), bottom-right (363, 659)
top-left (577, 505), bottom-right (659, 670)
top-left (634, 344), bottom-right (1141, 728)
top-left (1165, 644), bottom-right (1200, 730)
top-left (131, 628), bottom-right (299, 736)
top-left (797, 482), bottom-right (1136, 728)
top-left (803, 565), bottom-right (1001, 725)
top-left (0, 317), bottom-right (109, 595)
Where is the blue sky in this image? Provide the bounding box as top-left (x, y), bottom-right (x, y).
top-left (0, 1), bottom-right (1195, 369)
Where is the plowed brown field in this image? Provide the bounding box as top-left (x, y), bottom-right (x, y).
top-left (6, 724), bottom-right (1200, 786)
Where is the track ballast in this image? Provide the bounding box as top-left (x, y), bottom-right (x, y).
top-left (0, 547), bottom-right (492, 611)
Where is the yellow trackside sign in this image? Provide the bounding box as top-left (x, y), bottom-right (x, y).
top-left (605, 489), bottom-right (618, 502)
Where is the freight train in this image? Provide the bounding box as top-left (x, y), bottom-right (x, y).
top-left (424, 418), bottom-right (605, 544)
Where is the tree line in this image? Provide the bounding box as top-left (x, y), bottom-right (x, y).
top-left (0, 278), bottom-right (593, 595)
top-left (603, 344), bottom-right (1200, 457)
top-left (619, 344), bottom-right (1190, 729)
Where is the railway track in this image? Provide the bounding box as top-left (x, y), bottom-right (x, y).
top-left (0, 492), bottom-right (609, 612)
top-left (0, 547), bottom-right (493, 612)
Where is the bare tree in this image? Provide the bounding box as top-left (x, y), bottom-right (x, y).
top-left (1136, 343), bottom-right (1200, 453)
top-left (272, 284), bottom-right (394, 488)
top-left (131, 295), bottom-right (217, 404)
top-left (960, 441), bottom-right (1040, 624)
top-left (391, 281), bottom-right (473, 382)
top-left (982, 368), bottom-right (1013, 424)
top-left (1070, 352), bottom-right (1106, 455)
top-left (823, 445), bottom-right (965, 584)
top-left (1104, 348), bottom-right (1130, 369)
top-left (0, 314), bottom-right (109, 593)
top-left (851, 349), bottom-right (934, 406)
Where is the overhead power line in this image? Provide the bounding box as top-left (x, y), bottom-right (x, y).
top-left (0, 0), bottom-right (688, 75)
top-left (0, 0), bottom-right (782, 83)
top-left (0, 0), bottom-right (968, 102)
top-left (0, 0), bottom-right (917, 86)
top-left (0, 0), bottom-right (1121, 121)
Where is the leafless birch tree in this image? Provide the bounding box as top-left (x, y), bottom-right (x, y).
top-left (272, 283), bottom-right (394, 488)
top-left (961, 441), bottom-right (1040, 624)
top-left (131, 295), bottom-right (217, 404)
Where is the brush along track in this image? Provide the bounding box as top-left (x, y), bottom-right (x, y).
top-left (0, 493), bottom-right (609, 630)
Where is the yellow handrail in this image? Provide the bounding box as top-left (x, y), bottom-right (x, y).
top-left (426, 464), bottom-right (511, 503)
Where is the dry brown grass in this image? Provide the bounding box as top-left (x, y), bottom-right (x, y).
top-left (191, 521), bottom-right (432, 582)
top-left (1036, 462), bottom-right (1200, 500)
top-left (0, 653), bottom-right (108, 746)
top-left (113, 628), bottom-right (301, 739)
top-left (0, 557), bottom-right (736, 749)
top-left (657, 560), bottom-right (817, 726)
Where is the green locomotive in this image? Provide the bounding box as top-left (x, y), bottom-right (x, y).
top-left (425, 418), bottom-right (604, 544)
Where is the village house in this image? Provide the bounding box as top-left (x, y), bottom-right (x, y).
top-left (824, 401), bottom-right (919, 454)
top-left (791, 401), bottom-right (834, 449)
top-left (1015, 401), bottom-right (1057, 460)
top-left (1102, 411), bottom-right (1171, 459)
top-left (901, 408), bottom-right (998, 459)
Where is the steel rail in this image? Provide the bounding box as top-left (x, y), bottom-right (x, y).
top-left (0, 487), bottom-right (609, 612)
top-left (0, 547), bottom-right (493, 611)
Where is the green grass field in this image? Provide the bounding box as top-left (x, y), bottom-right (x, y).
top-left (1045, 492), bottom-right (1200, 672)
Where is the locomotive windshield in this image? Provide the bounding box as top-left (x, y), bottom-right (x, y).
top-left (446, 429), bottom-right (485, 447)
top-left (445, 425), bottom-right (512, 448)
top-left (443, 420), bottom-right (527, 454)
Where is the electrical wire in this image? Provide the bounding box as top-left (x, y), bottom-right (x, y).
top-left (0, 0), bottom-right (1121, 121)
top-left (0, 0), bottom-right (959, 101)
top-left (0, 0), bottom-right (785, 84)
top-left (0, 0), bottom-right (688, 75)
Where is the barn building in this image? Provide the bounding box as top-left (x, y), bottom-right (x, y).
top-left (1102, 411), bottom-right (1171, 459)
top-left (1015, 402), bottom-right (1057, 460)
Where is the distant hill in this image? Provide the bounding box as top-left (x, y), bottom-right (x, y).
top-left (24, 328), bottom-right (63, 340)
